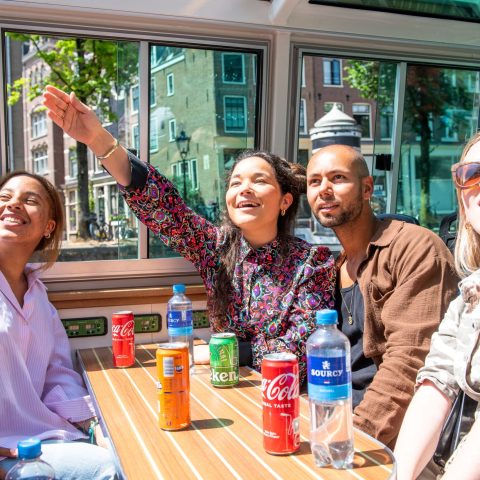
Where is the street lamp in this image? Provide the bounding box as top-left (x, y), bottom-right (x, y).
top-left (175, 129), bottom-right (191, 199)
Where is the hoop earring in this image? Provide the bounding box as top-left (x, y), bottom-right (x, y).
top-left (281, 209), bottom-right (286, 217)
top-left (44, 233), bottom-right (51, 239)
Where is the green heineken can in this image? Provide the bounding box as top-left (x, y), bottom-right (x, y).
top-left (209, 333), bottom-right (239, 387)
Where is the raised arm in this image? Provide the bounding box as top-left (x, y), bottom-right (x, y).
top-left (43, 85), bottom-right (131, 186)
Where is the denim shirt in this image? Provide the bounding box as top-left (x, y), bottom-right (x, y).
top-left (417, 268), bottom-right (480, 417)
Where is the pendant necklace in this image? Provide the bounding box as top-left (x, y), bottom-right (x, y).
top-left (340, 283), bottom-right (355, 325)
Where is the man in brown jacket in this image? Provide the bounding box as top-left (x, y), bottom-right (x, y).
top-left (306, 144), bottom-right (459, 448)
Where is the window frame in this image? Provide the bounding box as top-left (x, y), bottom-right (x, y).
top-left (352, 102), bottom-right (372, 140)
top-left (166, 72), bottom-right (174, 96)
top-left (168, 118), bottom-right (176, 142)
top-left (323, 58), bottom-right (343, 87)
top-left (221, 52), bottom-right (246, 84)
top-left (223, 95), bottom-right (247, 133)
top-left (0, 22), bottom-right (264, 288)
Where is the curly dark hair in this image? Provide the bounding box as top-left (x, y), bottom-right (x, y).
top-left (211, 150), bottom-right (307, 329)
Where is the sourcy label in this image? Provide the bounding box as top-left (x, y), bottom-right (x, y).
top-left (167, 311), bottom-right (193, 330)
top-left (307, 355), bottom-right (351, 402)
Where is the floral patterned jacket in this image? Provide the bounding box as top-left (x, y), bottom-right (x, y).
top-left (120, 155), bottom-right (335, 382)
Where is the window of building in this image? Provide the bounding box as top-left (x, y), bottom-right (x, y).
top-left (167, 73), bottom-right (174, 96)
top-left (31, 111), bottom-right (47, 138)
top-left (380, 106), bottom-right (394, 139)
top-left (150, 116), bottom-right (159, 152)
top-left (5, 31), bottom-right (261, 271)
top-left (224, 96), bottom-right (247, 133)
top-left (299, 99), bottom-right (307, 135)
top-left (131, 84), bottom-right (139, 113)
top-left (222, 53), bottom-right (245, 83)
top-left (190, 158), bottom-right (198, 190)
top-left (150, 77), bottom-right (157, 106)
top-left (32, 147), bottom-right (48, 174)
top-left (323, 58), bottom-right (342, 86)
top-left (132, 124), bottom-right (139, 151)
top-left (168, 119), bottom-right (176, 142)
top-left (67, 190), bottom-right (77, 233)
top-left (324, 102), bottom-right (344, 112)
top-left (68, 147), bottom-right (78, 177)
top-left (352, 103), bottom-right (372, 138)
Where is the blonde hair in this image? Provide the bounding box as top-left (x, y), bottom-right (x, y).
top-left (454, 132), bottom-right (480, 277)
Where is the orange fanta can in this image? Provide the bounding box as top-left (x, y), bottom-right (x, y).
top-left (156, 342), bottom-right (190, 430)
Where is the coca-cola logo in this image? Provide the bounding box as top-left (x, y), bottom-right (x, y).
top-left (112, 320), bottom-right (134, 338)
top-left (262, 373), bottom-right (299, 401)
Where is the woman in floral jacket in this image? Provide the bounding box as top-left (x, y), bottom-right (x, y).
top-left (43, 85), bottom-right (335, 383)
top-left (395, 132), bottom-right (480, 480)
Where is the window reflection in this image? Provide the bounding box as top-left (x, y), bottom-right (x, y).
top-left (148, 46), bottom-right (259, 258)
top-left (397, 66), bottom-right (480, 229)
top-left (5, 32), bottom-right (140, 260)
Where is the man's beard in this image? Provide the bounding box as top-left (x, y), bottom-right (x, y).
top-left (315, 192), bottom-right (364, 229)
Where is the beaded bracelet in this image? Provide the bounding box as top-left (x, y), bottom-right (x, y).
top-left (97, 138), bottom-right (120, 160)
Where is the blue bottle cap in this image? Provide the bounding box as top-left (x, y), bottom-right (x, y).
top-left (315, 309), bottom-right (338, 325)
top-left (17, 438), bottom-right (41, 460)
top-left (173, 284), bottom-right (185, 294)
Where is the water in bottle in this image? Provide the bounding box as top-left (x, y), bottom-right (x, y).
top-left (167, 284), bottom-right (195, 373)
top-left (6, 438), bottom-right (55, 480)
top-left (306, 309), bottom-right (354, 469)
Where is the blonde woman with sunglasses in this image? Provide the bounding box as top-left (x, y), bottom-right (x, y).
top-left (395, 132), bottom-right (480, 480)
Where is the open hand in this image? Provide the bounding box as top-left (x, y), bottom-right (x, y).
top-left (43, 85), bottom-right (104, 147)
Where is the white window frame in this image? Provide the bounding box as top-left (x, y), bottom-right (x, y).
top-left (32, 148), bottom-right (48, 174)
top-left (66, 189), bottom-right (78, 235)
top-left (130, 84), bottom-right (140, 113)
top-left (1, 24), bottom-right (267, 288)
top-left (150, 76), bottom-right (157, 107)
top-left (168, 118), bottom-right (176, 142)
top-left (132, 123), bottom-right (139, 151)
top-left (224, 95), bottom-right (247, 133)
top-left (150, 116), bottom-right (159, 152)
top-left (190, 158), bottom-right (199, 190)
top-left (323, 58), bottom-right (343, 87)
top-left (31, 111), bottom-right (47, 139)
top-left (166, 72), bottom-right (174, 96)
top-left (222, 53), bottom-right (245, 84)
top-left (352, 103), bottom-right (372, 140)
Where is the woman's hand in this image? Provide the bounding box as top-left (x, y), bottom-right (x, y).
top-left (43, 85), bottom-right (113, 154)
top-left (43, 85), bottom-right (132, 186)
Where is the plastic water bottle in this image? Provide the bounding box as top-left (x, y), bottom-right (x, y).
top-left (306, 309), bottom-right (354, 469)
top-left (167, 284), bottom-right (195, 373)
top-left (6, 438), bottom-right (55, 479)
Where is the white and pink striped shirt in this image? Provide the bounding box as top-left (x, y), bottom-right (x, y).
top-left (0, 265), bottom-right (95, 453)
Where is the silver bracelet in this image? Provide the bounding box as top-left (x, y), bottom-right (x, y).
top-left (97, 138), bottom-right (120, 160)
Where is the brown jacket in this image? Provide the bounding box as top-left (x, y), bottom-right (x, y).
top-left (344, 219), bottom-right (459, 448)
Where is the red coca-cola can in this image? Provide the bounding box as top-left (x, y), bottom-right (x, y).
top-left (261, 352), bottom-right (300, 455)
top-left (112, 311), bottom-right (135, 368)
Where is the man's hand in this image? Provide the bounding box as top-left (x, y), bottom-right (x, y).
top-left (0, 447), bottom-right (17, 458)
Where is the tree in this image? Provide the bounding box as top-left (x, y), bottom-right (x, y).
top-left (7, 33), bottom-right (138, 238)
top-left (344, 61), bottom-right (472, 226)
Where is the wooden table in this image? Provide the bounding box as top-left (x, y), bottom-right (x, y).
top-left (78, 345), bottom-right (396, 480)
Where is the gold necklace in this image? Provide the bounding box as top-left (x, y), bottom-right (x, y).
top-left (340, 283), bottom-right (355, 325)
